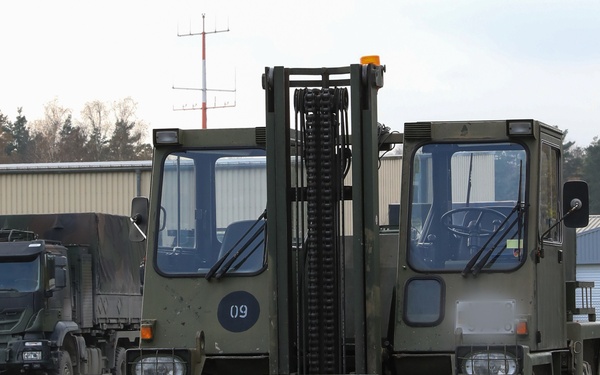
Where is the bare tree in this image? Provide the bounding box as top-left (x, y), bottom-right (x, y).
top-left (1, 97), bottom-right (152, 163)
top-left (28, 99), bottom-right (72, 162)
top-left (80, 100), bottom-right (111, 161)
top-left (113, 97), bottom-right (137, 123)
top-left (108, 97), bottom-right (151, 160)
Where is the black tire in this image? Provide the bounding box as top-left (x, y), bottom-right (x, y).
top-left (56, 350), bottom-right (73, 375)
top-left (115, 347), bottom-right (127, 375)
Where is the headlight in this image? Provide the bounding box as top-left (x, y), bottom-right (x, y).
top-left (22, 351), bottom-right (43, 361)
top-left (133, 355), bottom-right (186, 375)
top-left (462, 351), bottom-right (517, 375)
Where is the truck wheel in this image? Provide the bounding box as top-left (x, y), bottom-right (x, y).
top-left (56, 350), bottom-right (73, 375)
top-left (115, 347), bottom-right (127, 375)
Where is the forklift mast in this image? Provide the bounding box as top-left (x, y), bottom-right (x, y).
top-left (263, 60), bottom-right (389, 374)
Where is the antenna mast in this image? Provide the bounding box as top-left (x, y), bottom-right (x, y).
top-left (174, 14), bottom-right (235, 129)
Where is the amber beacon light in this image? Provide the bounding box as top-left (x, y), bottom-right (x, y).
top-left (360, 55), bottom-right (381, 66)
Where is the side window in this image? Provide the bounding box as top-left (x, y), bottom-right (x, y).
top-left (410, 152), bottom-right (432, 236)
top-left (403, 277), bottom-right (445, 326)
top-left (539, 143), bottom-right (561, 242)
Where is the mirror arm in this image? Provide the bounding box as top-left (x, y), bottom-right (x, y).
top-left (130, 215), bottom-right (147, 240)
top-left (538, 199), bottom-right (582, 260)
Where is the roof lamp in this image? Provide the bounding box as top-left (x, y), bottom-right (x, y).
top-left (360, 55), bottom-right (380, 66)
top-left (154, 129), bottom-right (180, 146)
top-left (507, 120), bottom-right (533, 137)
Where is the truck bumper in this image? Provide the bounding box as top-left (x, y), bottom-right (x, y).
top-left (0, 339), bottom-right (57, 372)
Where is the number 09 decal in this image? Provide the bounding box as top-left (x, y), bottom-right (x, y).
top-left (217, 291), bottom-right (260, 332)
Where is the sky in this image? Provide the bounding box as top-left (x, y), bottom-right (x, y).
top-left (1, 0), bottom-right (600, 147)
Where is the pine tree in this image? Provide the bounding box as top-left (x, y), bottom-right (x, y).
top-left (108, 119), bottom-right (137, 161)
top-left (57, 115), bottom-right (89, 162)
top-left (583, 137), bottom-right (600, 214)
top-left (563, 131), bottom-right (586, 180)
top-left (0, 110), bottom-right (12, 163)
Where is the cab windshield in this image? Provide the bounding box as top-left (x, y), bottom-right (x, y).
top-left (155, 149), bottom-right (267, 277)
top-left (0, 256), bottom-right (40, 292)
top-left (408, 142), bottom-right (527, 273)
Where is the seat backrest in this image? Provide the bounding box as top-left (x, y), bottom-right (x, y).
top-left (218, 220), bottom-right (266, 273)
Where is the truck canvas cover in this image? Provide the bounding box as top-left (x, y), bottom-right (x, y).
top-left (0, 212), bottom-right (144, 295)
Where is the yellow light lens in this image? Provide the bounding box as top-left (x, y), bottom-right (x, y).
top-left (360, 55), bottom-right (381, 66)
top-left (141, 325), bottom-right (153, 340)
top-left (516, 321), bottom-right (528, 336)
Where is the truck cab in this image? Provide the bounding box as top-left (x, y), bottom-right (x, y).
top-left (0, 231), bottom-right (70, 373)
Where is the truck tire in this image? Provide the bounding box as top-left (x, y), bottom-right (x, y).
top-left (115, 347), bottom-right (127, 375)
top-left (56, 350), bottom-right (73, 375)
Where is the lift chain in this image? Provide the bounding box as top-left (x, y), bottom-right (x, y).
top-left (295, 87), bottom-right (348, 374)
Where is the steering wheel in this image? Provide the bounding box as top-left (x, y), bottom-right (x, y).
top-left (440, 207), bottom-right (507, 238)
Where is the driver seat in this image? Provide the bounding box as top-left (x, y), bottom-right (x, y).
top-left (218, 220), bottom-right (266, 273)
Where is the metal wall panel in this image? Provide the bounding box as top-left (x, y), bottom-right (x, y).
top-left (377, 156), bottom-right (402, 225)
top-left (575, 264), bottom-right (600, 321)
top-left (0, 162), bottom-right (151, 216)
top-left (216, 159), bottom-right (268, 228)
top-left (0, 157), bottom-right (403, 227)
top-left (576, 215), bottom-right (600, 264)
top-left (343, 155), bottom-right (402, 227)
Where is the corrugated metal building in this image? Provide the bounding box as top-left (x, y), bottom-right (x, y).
top-left (576, 215), bottom-right (600, 313)
top-left (0, 161), bottom-right (152, 216)
top-left (343, 155), bottom-right (402, 227)
top-left (0, 156), bottom-right (403, 225)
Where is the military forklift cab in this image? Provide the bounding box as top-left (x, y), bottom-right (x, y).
top-left (393, 119), bottom-right (594, 375)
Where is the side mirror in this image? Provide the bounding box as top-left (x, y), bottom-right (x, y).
top-left (563, 180), bottom-right (589, 228)
top-left (45, 254), bottom-right (56, 296)
top-left (130, 196), bottom-right (149, 242)
top-left (54, 255), bottom-right (68, 289)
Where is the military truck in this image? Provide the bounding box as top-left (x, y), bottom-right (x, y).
top-left (128, 58), bottom-right (597, 375)
top-left (0, 213), bottom-right (144, 375)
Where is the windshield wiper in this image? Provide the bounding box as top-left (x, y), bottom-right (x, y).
top-left (205, 210), bottom-right (266, 280)
top-left (462, 160), bottom-right (524, 277)
top-left (470, 215), bottom-right (521, 276)
top-left (216, 235), bottom-right (265, 278)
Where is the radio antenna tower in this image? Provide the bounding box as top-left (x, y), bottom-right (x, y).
top-left (174, 14), bottom-right (235, 129)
